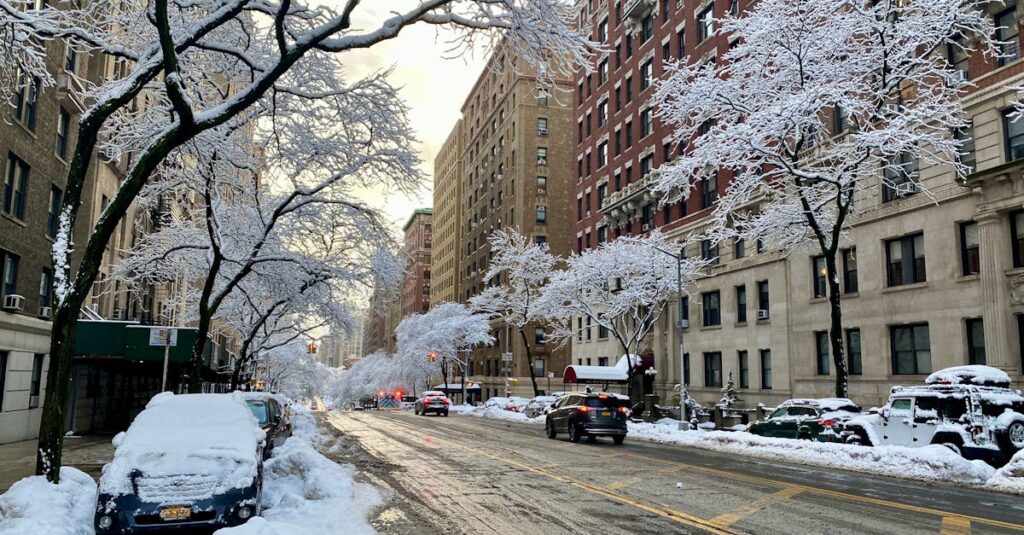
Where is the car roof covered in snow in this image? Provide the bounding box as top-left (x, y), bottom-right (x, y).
top-left (778, 398), bottom-right (861, 411)
top-left (99, 392), bottom-right (265, 499)
top-left (925, 365), bottom-right (1012, 387)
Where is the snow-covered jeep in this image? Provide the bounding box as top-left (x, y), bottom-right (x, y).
top-left (840, 366), bottom-right (1024, 463)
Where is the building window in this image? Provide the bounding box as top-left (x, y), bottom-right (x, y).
top-left (738, 350), bottom-right (749, 388)
top-left (55, 107), bottom-right (71, 159)
top-left (960, 221), bottom-right (980, 276)
top-left (586, 316), bottom-right (592, 340)
top-left (677, 29), bottom-right (686, 57)
top-left (702, 290), bottom-right (721, 327)
top-left (598, 17), bottom-right (608, 42)
top-left (597, 142), bottom-right (608, 168)
top-left (598, 356), bottom-right (609, 366)
top-left (736, 285), bottom-right (746, 323)
top-left (642, 203), bottom-right (653, 227)
top-left (640, 108), bottom-right (653, 137)
top-left (842, 248), bottom-right (858, 293)
top-left (640, 59), bottom-right (653, 90)
top-left (533, 358), bottom-right (545, 376)
top-left (728, 0), bottom-right (739, 16)
top-left (882, 152), bottom-right (918, 201)
top-left (64, 44), bottom-right (77, 73)
top-left (13, 74), bottom-right (40, 131)
top-left (597, 225), bottom-right (607, 244)
top-left (704, 352), bottom-right (722, 387)
top-left (641, 14), bottom-right (654, 42)
top-left (3, 154), bottom-right (30, 220)
top-left (954, 122), bottom-right (976, 174)
top-left (966, 318), bottom-right (986, 365)
top-left (1007, 109), bottom-right (1024, 164)
top-left (700, 173), bottom-right (717, 208)
top-left (537, 90), bottom-right (549, 106)
top-left (47, 185), bottom-right (63, 239)
top-left (640, 154), bottom-right (653, 176)
top-left (598, 101), bottom-right (608, 126)
top-left (537, 176), bottom-right (547, 194)
top-left (757, 280), bottom-right (769, 316)
top-left (886, 233), bottom-right (926, 286)
top-left (39, 268), bottom-right (53, 308)
top-left (598, 323), bottom-right (608, 339)
top-left (661, 0), bottom-right (670, 22)
top-left (681, 295), bottom-right (689, 323)
top-left (891, 324), bottom-right (931, 375)
top-left (1013, 210), bottom-right (1024, 268)
top-left (997, 7), bottom-right (1020, 66)
top-left (833, 104), bottom-right (850, 134)
top-left (734, 238), bottom-right (745, 259)
top-left (598, 59), bottom-right (609, 85)
top-left (626, 33), bottom-right (633, 58)
top-left (537, 147), bottom-right (548, 165)
top-left (626, 120), bottom-right (633, 147)
top-left (700, 239), bottom-right (719, 265)
top-left (683, 352), bottom-right (690, 385)
top-left (537, 117), bottom-right (548, 135)
top-left (625, 76), bottom-right (633, 103)
top-left (760, 349), bottom-right (772, 389)
top-left (536, 205), bottom-right (546, 223)
top-left (947, 36), bottom-right (969, 77)
top-left (0, 352), bottom-right (7, 411)
top-left (698, 5), bottom-right (714, 42)
top-left (815, 331), bottom-right (830, 375)
top-left (846, 328), bottom-right (862, 375)
top-left (29, 354), bottom-right (43, 408)
top-left (812, 256), bottom-right (827, 298)
top-left (1, 250), bottom-right (19, 299)
top-left (597, 184), bottom-right (607, 208)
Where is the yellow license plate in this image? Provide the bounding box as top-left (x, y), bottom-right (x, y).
top-left (159, 506), bottom-right (192, 521)
top-left (601, 411), bottom-right (612, 417)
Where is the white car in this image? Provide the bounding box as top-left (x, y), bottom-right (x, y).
top-left (523, 396), bottom-right (558, 418)
top-left (483, 396), bottom-right (530, 412)
top-left (840, 365), bottom-right (1024, 463)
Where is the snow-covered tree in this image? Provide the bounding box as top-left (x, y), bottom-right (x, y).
top-left (4, 0), bottom-right (593, 482)
top-left (469, 229), bottom-right (558, 396)
top-left (537, 232), bottom-right (705, 398)
top-left (396, 302), bottom-right (494, 393)
top-left (652, 0), bottom-right (996, 398)
top-left (718, 372), bottom-right (740, 410)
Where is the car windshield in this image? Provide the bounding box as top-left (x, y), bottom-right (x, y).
top-left (584, 396), bottom-right (626, 408)
top-left (246, 401), bottom-right (269, 425)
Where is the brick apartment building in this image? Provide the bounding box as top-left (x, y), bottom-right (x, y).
top-left (402, 208), bottom-right (433, 317)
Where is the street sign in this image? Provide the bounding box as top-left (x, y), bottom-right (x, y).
top-left (548, 372), bottom-right (555, 378)
top-left (501, 352), bottom-right (513, 362)
top-left (148, 327), bottom-right (177, 347)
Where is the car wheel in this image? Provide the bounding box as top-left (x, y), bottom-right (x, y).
top-left (568, 420), bottom-right (581, 443)
top-left (940, 442), bottom-right (962, 456)
top-left (845, 427), bottom-right (872, 447)
top-left (443, 411), bottom-right (449, 417)
top-left (545, 419), bottom-right (556, 439)
top-left (587, 434), bottom-right (597, 443)
top-left (1000, 421), bottom-right (1024, 454)
top-left (613, 435), bottom-right (625, 445)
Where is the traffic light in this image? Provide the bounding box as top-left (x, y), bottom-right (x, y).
top-left (307, 342), bottom-right (318, 354)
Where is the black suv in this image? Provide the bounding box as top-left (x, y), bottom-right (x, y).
top-left (545, 393), bottom-right (629, 444)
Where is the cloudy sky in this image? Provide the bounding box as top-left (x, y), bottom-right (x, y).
top-left (340, 3), bottom-right (489, 232)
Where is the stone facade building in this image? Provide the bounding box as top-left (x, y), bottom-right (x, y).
top-left (572, 0), bottom-right (1024, 410)
top-left (430, 127), bottom-right (464, 308)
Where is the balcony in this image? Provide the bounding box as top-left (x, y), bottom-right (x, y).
top-left (600, 170), bottom-right (659, 226)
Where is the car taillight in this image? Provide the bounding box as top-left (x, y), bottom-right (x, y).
top-left (617, 406), bottom-right (629, 414)
top-left (579, 406), bottom-right (589, 414)
top-left (443, 399), bottom-right (450, 404)
top-left (820, 419), bottom-right (835, 428)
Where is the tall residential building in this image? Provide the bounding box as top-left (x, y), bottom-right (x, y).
top-left (401, 208), bottom-right (433, 316)
top-left (430, 125), bottom-right (464, 307)
top-left (573, 0), bottom-right (1023, 409)
top-left (449, 42), bottom-right (575, 399)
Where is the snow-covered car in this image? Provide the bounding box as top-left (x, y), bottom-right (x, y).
top-left (840, 365), bottom-right (1024, 463)
top-left (95, 392), bottom-right (266, 534)
top-left (523, 395), bottom-right (558, 418)
top-left (415, 391), bottom-right (451, 416)
top-left (400, 395), bottom-right (418, 411)
top-left (747, 398), bottom-right (862, 442)
top-left (241, 392), bottom-right (292, 458)
top-left (484, 396), bottom-right (530, 412)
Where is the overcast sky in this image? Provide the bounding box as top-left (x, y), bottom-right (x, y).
top-left (340, 3), bottom-right (489, 233)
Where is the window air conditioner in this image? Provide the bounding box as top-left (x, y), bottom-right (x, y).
top-left (2, 294), bottom-right (25, 311)
top-left (757, 309), bottom-right (770, 320)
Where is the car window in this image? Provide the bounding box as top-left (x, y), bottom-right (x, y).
top-left (890, 398), bottom-right (912, 415)
top-left (247, 401), bottom-right (269, 425)
top-left (788, 407), bottom-right (817, 417)
top-left (769, 408), bottom-right (787, 419)
top-left (585, 397), bottom-right (626, 408)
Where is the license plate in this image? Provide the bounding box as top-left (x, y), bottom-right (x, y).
top-left (159, 506), bottom-right (191, 521)
top-left (601, 411), bottom-right (612, 417)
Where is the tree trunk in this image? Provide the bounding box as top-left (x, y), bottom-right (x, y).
top-left (825, 253), bottom-right (849, 398)
top-left (34, 299), bottom-right (83, 481)
top-left (518, 328), bottom-right (541, 396)
top-left (189, 253), bottom-right (222, 393)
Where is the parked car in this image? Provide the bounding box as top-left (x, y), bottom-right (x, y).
top-left (524, 395), bottom-right (557, 418)
top-left (95, 392), bottom-right (266, 534)
top-left (840, 365), bottom-right (1024, 463)
top-left (545, 392), bottom-right (630, 444)
top-left (415, 390), bottom-right (451, 416)
top-left (400, 395), bottom-right (418, 411)
top-left (484, 396), bottom-right (530, 412)
top-left (242, 392), bottom-right (291, 458)
top-left (747, 398), bottom-right (861, 442)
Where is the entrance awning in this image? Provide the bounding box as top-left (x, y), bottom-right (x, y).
top-left (562, 354), bottom-right (638, 384)
top-left (431, 382), bottom-right (482, 392)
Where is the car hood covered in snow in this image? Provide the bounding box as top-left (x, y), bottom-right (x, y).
top-left (99, 392), bottom-right (266, 503)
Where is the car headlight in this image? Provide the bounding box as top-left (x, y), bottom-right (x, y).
top-left (98, 515), bottom-right (114, 529)
top-left (237, 505), bottom-right (253, 520)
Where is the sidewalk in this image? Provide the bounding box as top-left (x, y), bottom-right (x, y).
top-left (0, 435), bottom-right (114, 492)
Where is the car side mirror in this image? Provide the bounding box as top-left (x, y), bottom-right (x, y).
top-left (880, 408), bottom-right (890, 420)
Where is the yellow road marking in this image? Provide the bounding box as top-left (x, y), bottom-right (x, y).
top-left (711, 486), bottom-right (804, 528)
top-left (940, 516), bottom-right (972, 535)
top-left (608, 465), bottom-right (684, 491)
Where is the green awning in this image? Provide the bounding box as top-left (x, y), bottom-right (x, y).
top-left (72, 321), bottom-right (212, 364)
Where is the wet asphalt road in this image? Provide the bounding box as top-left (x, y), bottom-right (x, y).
top-left (326, 410), bottom-right (1024, 535)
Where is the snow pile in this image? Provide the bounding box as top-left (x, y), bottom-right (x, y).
top-left (218, 406), bottom-right (381, 535)
top-left (626, 421), bottom-right (1024, 492)
top-left (0, 467), bottom-right (97, 535)
top-left (452, 403), bottom-right (544, 424)
top-left (100, 392), bottom-right (265, 501)
top-left (987, 450), bottom-right (1024, 494)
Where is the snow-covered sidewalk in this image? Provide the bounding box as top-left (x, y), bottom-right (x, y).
top-left (0, 405), bottom-right (382, 535)
top-left (454, 406), bottom-right (1024, 495)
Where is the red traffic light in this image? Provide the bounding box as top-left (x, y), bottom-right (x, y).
top-left (427, 351), bottom-right (438, 362)
top-left (377, 390), bottom-right (385, 397)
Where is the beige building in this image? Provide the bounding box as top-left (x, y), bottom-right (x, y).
top-left (430, 126), bottom-right (464, 308)
top-left (441, 43), bottom-right (576, 399)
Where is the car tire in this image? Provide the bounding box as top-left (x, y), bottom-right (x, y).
top-left (443, 411), bottom-right (449, 417)
top-left (568, 420), bottom-right (581, 443)
top-left (613, 435), bottom-right (625, 445)
top-left (587, 434), bottom-right (597, 443)
top-left (844, 427), bottom-right (872, 447)
top-left (999, 420), bottom-right (1024, 454)
top-left (545, 419), bottom-right (556, 439)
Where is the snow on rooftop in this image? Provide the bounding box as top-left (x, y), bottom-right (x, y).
top-left (99, 392), bottom-right (265, 501)
top-left (926, 365), bottom-right (1012, 387)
